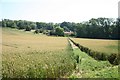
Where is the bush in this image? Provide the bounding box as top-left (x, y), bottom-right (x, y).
top-left (69, 38), bottom-right (119, 65)
top-left (108, 54), bottom-right (117, 64)
top-left (25, 26), bottom-right (31, 31)
top-left (43, 30), bottom-right (49, 35)
top-left (100, 53), bottom-right (107, 60)
top-left (39, 29), bottom-right (43, 33)
top-left (95, 52), bottom-right (102, 60)
top-left (49, 30), bottom-right (56, 36)
top-left (55, 27), bottom-right (64, 36)
top-left (113, 54), bottom-right (120, 65)
top-left (34, 29), bottom-right (39, 34)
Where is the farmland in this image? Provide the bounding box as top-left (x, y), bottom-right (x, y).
top-left (2, 28), bottom-right (75, 78)
top-left (68, 38), bottom-right (118, 78)
top-left (71, 38), bottom-right (119, 55)
top-left (2, 28), bottom-right (119, 78)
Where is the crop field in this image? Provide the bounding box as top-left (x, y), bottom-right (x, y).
top-left (2, 28), bottom-right (75, 78)
top-left (1, 28), bottom-right (119, 78)
top-left (71, 38), bottom-right (119, 55)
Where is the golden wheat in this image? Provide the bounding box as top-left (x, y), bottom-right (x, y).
top-left (71, 38), bottom-right (118, 54)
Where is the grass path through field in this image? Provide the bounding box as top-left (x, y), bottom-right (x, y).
top-left (68, 39), bottom-right (82, 78)
top-left (68, 38), bottom-right (118, 78)
top-left (68, 39), bottom-right (78, 49)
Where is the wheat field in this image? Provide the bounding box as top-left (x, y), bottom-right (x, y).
top-left (71, 38), bottom-right (118, 55)
top-left (2, 28), bottom-right (75, 78)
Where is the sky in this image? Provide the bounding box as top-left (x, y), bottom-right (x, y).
top-left (1, 0), bottom-right (119, 23)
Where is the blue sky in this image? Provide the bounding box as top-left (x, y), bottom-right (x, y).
top-left (1, 0), bottom-right (119, 23)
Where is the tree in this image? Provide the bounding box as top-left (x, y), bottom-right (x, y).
top-left (63, 26), bottom-right (70, 32)
top-left (60, 22), bottom-right (74, 31)
top-left (46, 23), bottom-right (54, 30)
top-left (25, 26), bottom-right (31, 31)
top-left (55, 27), bottom-right (64, 36)
top-left (17, 20), bottom-right (25, 29)
top-left (49, 30), bottom-right (56, 36)
top-left (30, 23), bottom-right (36, 30)
top-left (34, 29), bottom-right (39, 34)
top-left (0, 21), bottom-right (2, 27)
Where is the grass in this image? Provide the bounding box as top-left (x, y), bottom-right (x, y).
top-left (70, 48), bottom-right (119, 78)
top-left (71, 38), bottom-right (119, 55)
top-left (2, 28), bottom-right (76, 78)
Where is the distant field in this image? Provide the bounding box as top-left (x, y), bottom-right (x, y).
top-left (2, 28), bottom-right (75, 78)
top-left (71, 38), bottom-right (118, 55)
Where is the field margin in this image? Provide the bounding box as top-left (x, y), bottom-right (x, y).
top-left (69, 38), bottom-right (119, 65)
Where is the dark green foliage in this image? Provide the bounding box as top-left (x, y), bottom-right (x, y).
top-left (95, 52), bottom-right (103, 60)
top-left (39, 29), bottom-right (44, 33)
top-left (43, 30), bottom-right (49, 35)
top-left (108, 54), bottom-right (118, 65)
top-left (0, 21), bottom-right (2, 27)
top-left (63, 26), bottom-right (70, 32)
top-left (2, 17), bottom-right (119, 39)
top-left (49, 30), bottom-right (56, 36)
top-left (55, 27), bottom-right (64, 36)
top-left (113, 56), bottom-right (119, 65)
top-left (34, 29), bottom-right (39, 34)
top-left (75, 18), bottom-right (119, 39)
top-left (30, 23), bottom-right (36, 30)
top-left (25, 26), bottom-right (31, 31)
top-left (100, 53), bottom-right (108, 61)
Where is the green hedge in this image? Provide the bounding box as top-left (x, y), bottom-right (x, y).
top-left (69, 38), bottom-right (119, 65)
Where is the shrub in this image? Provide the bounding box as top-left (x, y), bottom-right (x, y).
top-left (84, 47), bottom-right (89, 53)
top-left (69, 38), bottom-right (119, 65)
top-left (39, 29), bottom-right (43, 33)
top-left (108, 54), bottom-right (117, 64)
top-left (113, 54), bottom-right (120, 65)
top-left (49, 30), bottom-right (56, 36)
top-left (34, 29), bottom-right (39, 34)
top-left (25, 26), bottom-right (31, 31)
top-left (99, 53), bottom-right (107, 61)
top-left (95, 52), bottom-right (103, 60)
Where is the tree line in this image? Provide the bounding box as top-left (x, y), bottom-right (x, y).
top-left (1, 18), bottom-right (119, 39)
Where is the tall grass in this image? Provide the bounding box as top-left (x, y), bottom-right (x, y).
top-left (70, 48), bottom-right (118, 78)
top-left (2, 48), bottom-right (76, 78)
top-left (2, 28), bottom-right (76, 78)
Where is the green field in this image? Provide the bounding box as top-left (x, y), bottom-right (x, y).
top-left (2, 28), bottom-right (119, 78)
top-left (70, 48), bottom-right (118, 78)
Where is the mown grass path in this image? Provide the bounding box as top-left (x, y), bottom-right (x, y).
top-left (68, 38), bottom-right (119, 78)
